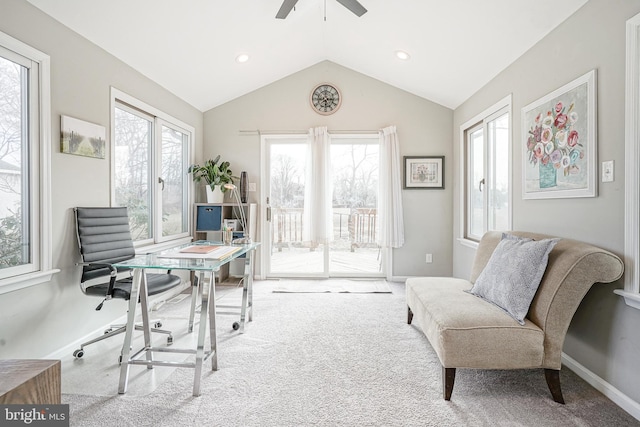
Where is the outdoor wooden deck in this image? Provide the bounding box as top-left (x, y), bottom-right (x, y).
top-left (269, 246), bottom-right (382, 275)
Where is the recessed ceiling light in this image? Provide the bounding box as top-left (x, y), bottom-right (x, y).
top-left (235, 54), bottom-right (250, 63)
top-left (395, 50), bottom-right (411, 61)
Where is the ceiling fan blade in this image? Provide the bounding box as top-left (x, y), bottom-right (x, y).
top-left (335, 0), bottom-right (367, 17)
top-left (276, 0), bottom-right (300, 19)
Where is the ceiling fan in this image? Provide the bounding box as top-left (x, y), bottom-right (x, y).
top-left (276, 0), bottom-right (367, 19)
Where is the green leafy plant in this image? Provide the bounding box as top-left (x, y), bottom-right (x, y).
top-left (187, 155), bottom-right (238, 192)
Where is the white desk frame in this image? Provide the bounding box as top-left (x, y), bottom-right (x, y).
top-left (115, 242), bottom-right (258, 396)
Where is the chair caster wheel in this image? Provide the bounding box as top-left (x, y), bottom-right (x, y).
top-left (232, 322), bottom-right (240, 331)
top-left (167, 336), bottom-right (173, 345)
top-left (154, 322), bottom-right (162, 328)
top-left (73, 349), bottom-right (84, 358)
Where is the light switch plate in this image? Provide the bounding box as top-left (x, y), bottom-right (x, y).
top-left (248, 182), bottom-right (257, 192)
top-left (602, 160), bottom-right (614, 182)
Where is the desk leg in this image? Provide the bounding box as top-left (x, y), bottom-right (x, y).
top-left (193, 269), bottom-right (217, 396)
top-left (118, 268), bottom-right (142, 394)
top-left (239, 250), bottom-right (254, 333)
top-left (138, 272), bottom-right (153, 369)
top-left (247, 250), bottom-right (254, 323)
top-left (208, 271), bottom-right (218, 372)
top-left (188, 271), bottom-right (202, 333)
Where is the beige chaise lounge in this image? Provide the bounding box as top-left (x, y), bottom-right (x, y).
top-left (406, 231), bottom-right (624, 403)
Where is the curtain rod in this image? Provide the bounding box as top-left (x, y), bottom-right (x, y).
top-left (238, 129), bottom-right (380, 136)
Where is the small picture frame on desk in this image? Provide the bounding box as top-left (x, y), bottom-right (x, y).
top-left (403, 156), bottom-right (445, 189)
top-left (223, 219), bottom-right (241, 231)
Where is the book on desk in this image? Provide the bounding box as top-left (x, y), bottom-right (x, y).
top-left (179, 245), bottom-right (220, 254)
top-left (159, 245), bottom-right (243, 260)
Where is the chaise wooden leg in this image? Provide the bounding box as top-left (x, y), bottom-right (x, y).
top-left (443, 367), bottom-right (456, 401)
top-left (544, 369), bottom-right (565, 404)
top-left (407, 307), bottom-right (414, 324)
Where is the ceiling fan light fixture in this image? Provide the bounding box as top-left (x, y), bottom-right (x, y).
top-left (395, 50), bottom-right (411, 61)
top-left (235, 53), bottom-right (250, 63)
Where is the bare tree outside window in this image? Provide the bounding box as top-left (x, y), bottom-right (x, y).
top-left (270, 150), bottom-right (305, 209)
top-left (114, 107), bottom-right (152, 241)
top-left (0, 56), bottom-right (27, 268)
top-left (332, 143), bottom-right (378, 209)
top-left (161, 125), bottom-right (188, 236)
top-left (113, 98), bottom-right (190, 244)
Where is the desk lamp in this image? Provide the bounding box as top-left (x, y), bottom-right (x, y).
top-left (223, 183), bottom-right (251, 244)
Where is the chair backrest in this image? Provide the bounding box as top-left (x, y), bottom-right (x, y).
top-left (469, 231), bottom-right (624, 368)
top-left (74, 207), bottom-right (135, 283)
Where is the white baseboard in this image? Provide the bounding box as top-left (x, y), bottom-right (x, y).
top-left (45, 313), bottom-right (130, 360)
top-left (562, 352), bottom-right (640, 421)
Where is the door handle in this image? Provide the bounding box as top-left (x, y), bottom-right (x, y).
top-left (478, 178), bottom-right (485, 192)
top-left (266, 197), bottom-right (271, 222)
top-left (158, 177), bottom-right (165, 191)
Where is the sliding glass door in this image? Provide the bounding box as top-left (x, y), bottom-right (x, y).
top-left (328, 135), bottom-right (380, 275)
top-left (262, 134), bottom-right (383, 278)
top-left (266, 135), bottom-right (325, 275)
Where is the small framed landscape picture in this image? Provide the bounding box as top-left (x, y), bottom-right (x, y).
top-left (404, 156), bottom-right (444, 189)
top-left (60, 115), bottom-right (106, 159)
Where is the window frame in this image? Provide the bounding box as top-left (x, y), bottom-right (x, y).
top-left (110, 87), bottom-right (194, 251)
top-left (459, 95), bottom-right (512, 246)
top-left (465, 122), bottom-right (486, 242)
top-left (156, 118), bottom-right (191, 243)
top-left (0, 31), bottom-right (57, 294)
top-left (618, 12), bottom-right (640, 309)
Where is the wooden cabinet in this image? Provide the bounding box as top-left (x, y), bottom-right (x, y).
top-left (193, 203), bottom-right (257, 278)
top-left (0, 359), bottom-right (61, 404)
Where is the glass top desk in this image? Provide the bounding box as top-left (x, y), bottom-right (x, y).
top-left (113, 241), bottom-right (260, 397)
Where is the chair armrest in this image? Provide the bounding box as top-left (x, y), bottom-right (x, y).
top-left (76, 262), bottom-right (119, 304)
top-left (76, 261), bottom-right (118, 275)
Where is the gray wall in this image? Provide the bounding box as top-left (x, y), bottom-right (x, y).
top-left (0, 0), bottom-right (203, 358)
top-left (203, 60), bottom-right (454, 278)
top-left (453, 0), bottom-right (640, 404)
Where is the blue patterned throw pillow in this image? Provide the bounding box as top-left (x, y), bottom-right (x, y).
top-left (467, 234), bottom-right (559, 325)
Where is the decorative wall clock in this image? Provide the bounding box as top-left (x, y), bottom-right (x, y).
top-left (310, 83), bottom-right (342, 115)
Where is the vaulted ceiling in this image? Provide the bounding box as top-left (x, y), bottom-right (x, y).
top-left (25, 0), bottom-right (588, 112)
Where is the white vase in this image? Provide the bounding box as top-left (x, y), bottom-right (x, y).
top-left (205, 186), bottom-right (224, 203)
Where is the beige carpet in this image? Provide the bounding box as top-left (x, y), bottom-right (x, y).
top-left (62, 281), bottom-right (638, 427)
top-left (271, 278), bottom-right (391, 293)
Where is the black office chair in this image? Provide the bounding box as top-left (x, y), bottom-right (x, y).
top-left (73, 207), bottom-right (182, 359)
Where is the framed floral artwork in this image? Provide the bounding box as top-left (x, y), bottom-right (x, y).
top-left (403, 156), bottom-right (444, 189)
top-left (522, 69), bottom-right (597, 199)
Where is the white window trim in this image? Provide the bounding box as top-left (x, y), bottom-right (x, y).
top-left (617, 12), bottom-right (640, 309)
top-left (458, 94), bottom-right (512, 246)
top-left (109, 87), bottom-right (194, 251)
top-left (0, 31), bottom-right (59, 295)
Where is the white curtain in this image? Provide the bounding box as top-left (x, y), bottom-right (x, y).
top-left (377, 126), bottom-right (405, 248)
top-left (303, 126), bottom-right (331, 244)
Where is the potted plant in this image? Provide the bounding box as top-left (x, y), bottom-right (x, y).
top-left (188, 155), bottom-right (238, 203)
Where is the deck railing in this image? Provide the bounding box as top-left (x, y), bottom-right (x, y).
top-left (271, 207), bottom-right (377, 252)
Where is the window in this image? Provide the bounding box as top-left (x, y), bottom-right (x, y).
top-left (0, 32), bottom-right (56, 292)
top-left (461, 96), bottom-right (511, 242)
top-left (111, 88), bottom-right (192, 247)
